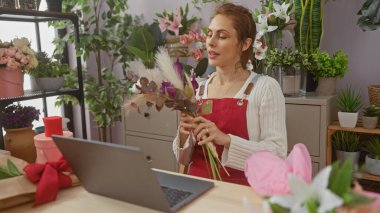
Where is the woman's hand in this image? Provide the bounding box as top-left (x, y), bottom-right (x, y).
top-left (193, 116), bottom-right (231, 148)
top-left (179, 112), bottom-right (194, 136)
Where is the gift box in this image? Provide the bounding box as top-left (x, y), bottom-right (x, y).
top-left (0, 154), bottom-right (79, 210)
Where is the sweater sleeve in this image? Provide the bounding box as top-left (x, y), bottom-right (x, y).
top-left (172, 128), bottom-right (196, 166)
top-left (221, 76), bottom-right (287, 171)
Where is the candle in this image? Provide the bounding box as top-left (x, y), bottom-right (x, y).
top-left (43, 116), bottom-right (63, 137)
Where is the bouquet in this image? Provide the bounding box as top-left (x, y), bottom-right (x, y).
top-left (124, 47), bottom-right (228, 180)
top-left (0, 37), bottom-right (38, 72)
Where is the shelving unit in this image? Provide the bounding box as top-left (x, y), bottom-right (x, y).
top-left (326, 121), bottom-right (380, 182)
top-left (0, 8), bottom-right (87, 149)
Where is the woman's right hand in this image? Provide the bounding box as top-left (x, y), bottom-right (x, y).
top-left (179, 112), bottom-right (194, 135)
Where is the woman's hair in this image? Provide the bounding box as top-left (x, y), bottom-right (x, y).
top-left (211, 3), bottom-right (256, 70)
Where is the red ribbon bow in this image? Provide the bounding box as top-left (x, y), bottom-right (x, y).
top-left (23, 158), bottom-right (73, 206)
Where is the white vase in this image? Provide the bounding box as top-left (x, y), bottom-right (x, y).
top-left (338, 112), bottom-right (358, 128)
top-left (365, 155), bottom-right (380, 176)
top-left (35, 77), bottom-right (64, 92)
top-left (362, 116), bottom-right (378, 129)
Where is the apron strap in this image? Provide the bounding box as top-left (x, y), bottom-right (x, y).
top-left (242, 74), bottom-right (261, 97)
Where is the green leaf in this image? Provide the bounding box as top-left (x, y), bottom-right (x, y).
top-left (7, 159), bottom-right (22, 176)
top-left (328, 160), bottom-right (352, 197)
top-left (343, 191), bottom-right (375, 206)
top-left (126, 46), bottom-right (148, 61)
top-left (129, 26), bottom-right (155, 52)
top-left (194, 58), bottom-right (208, 77)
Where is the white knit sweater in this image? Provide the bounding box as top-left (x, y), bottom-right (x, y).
top-left (172, 72), bottom-right (287, 171)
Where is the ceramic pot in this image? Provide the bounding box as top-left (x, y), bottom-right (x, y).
top-left (316, 77), bottom-right (336, 96)
top-left (4, 127), bottom-right (37, 163)
top-left (35, 76), bottom-right (64, 92)
top-left (336, 150), bottom-right (360, 166)
top-left (338, 111), bottom-right (358, 128)
top-left (365, 155), bottom-right (380, 176)
top-left (362, 116), bottom-right (378, 129)
top-left (0, 67), bottom-right (24, 98)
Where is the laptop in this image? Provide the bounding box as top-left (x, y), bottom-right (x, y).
top-left (52, 135), bottom-right (214, 212)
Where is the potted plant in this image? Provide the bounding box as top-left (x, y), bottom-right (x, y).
top-left (0, 104), bottom-right (40, 163)
top-left (364, 136), bottom-right (380, 175)
top-left (362, 104), bottom-right (380, 129)
top-left (266, 48), bottom-right (309, 97)
top-left (155, 3), bottom-right (199, 57)
top-left (308, 50), bottom-right (349, 95)
top-left (0, 37), bottom-right (38, 98)
top-left (332, 130), bottom-right (361, 166)
top-left (357, 0), bottom-right (380, 32)
top-left (336, 87), bottom-right (362, 128)
top-left (28, 52), bottom-right (72, 92)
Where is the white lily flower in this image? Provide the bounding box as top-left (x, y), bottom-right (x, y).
top-left (268, 166), bottom-right (343, 213)
top-left (256, 14), bottom-right (278, 38)
top-left (273, 2), bottom-right (291, 23)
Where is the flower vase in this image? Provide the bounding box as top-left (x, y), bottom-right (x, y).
top-left (165, 36), bottom-right (188, 58)
top-left (0, 67), bottom-right (24, 98)
top-left (4, 126), bottom-right (37, 163)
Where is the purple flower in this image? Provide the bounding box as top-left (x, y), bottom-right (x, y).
top-left (173, 58), bottom-right (183, 79)
top-left (191, 73), bottom-right (199, 92)
top-left (160, 81), bottom-right (176, 98)
top-left (0, 104), bottom-right (40, 129)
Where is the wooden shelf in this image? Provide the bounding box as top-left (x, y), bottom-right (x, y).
top-left (361, 172), bottom-right (380, 182)
top-left (326, 121), bottom-right (380, 183)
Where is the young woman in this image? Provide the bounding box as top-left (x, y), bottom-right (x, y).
top-left (172, 3), bottom-right (287, 185)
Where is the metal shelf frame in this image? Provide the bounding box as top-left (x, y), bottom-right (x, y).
top-left (0, 8), bottom-right (87, 149)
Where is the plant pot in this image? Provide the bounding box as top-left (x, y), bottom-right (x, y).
top-left (338, 111), bottom-right (358, 128)
top-left (4, 127), bottom-right (37, 163)
top-left (270, 67), bottom-right (303, 97)
top-left (336, 150), bottom-right (360, 165)
top-left (0, 67), bottom-right (24, 98)
top-left (316, 77), bottom-right (336, 96)
top-left (18, 0), bottom-right (40, 10)
top-left (365, 155), bottom-right (380, 176)
top-left (368, 85), bottom-right (380, 107)
top-left (46, 0), bottom-right (63, 12)
top-left (165, 36), bottom-right (188, 58)
top-left (29, 75), bottom-right (40, 91)
top-left (35, 76), bottom-right (64, 92)
top-left (362, 116), bottom-right (378, 129)
top-left (0, 0), bottom-right (17, 8)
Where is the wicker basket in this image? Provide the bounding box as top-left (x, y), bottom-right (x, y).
top-left (368, 85), bottom-right (380, 107)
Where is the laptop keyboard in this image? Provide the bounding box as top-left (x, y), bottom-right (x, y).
top-left (161, 186), bottom-right (193, 207)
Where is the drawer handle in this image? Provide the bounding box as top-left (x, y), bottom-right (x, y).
top-left (144, 112), bottom-right (150, 118)
top-left (146, 155), bottom-right (152, 164)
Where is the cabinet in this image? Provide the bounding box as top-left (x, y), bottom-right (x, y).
top-left (0, 8), bottom-right (87, 149)
top-left (123, 93), bottom-right (337, 174)
top-left (123, 107), bottom-right (178, 172)
top-left (326, 122), bottom-right (380, 182)
top-left (285, 94), bottom-right (337, 176)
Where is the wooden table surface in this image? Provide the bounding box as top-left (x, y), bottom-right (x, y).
top-left (1, 171), bottom-right (264, 213)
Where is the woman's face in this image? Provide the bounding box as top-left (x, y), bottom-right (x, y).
top-left (206, 14), bottom-right (241, 68)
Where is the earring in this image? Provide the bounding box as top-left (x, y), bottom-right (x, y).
top-left (246, 60), bottom-right (253, 71)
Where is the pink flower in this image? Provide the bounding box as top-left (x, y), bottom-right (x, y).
top-left (189, 21), bottom-right (200, 32)
top-left (6, 48), bottom-right (16, 57)
top-left (196, 33), bottom-right (206, 43)
top-left (0, 56), bottom-right (9, 65)
top-left (167, 9), bottom-right (183, 36)
top-left (20, 56), bottom-right (29, 65)
top-left (179, 35), bottom-right (193, 45)
top-left (15, 51), bottom-right (24, 60)
top-left (0, 48), bottom-right (5, 57)
top-left (158, 16), bottom-right (170, 32)
top-left (190, 48), bottom-right (203, 61)
top-left (188, 31), bottom-right (197, 41)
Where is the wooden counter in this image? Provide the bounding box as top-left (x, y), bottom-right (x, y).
top-left (1, 171), bottom-right (264, 213)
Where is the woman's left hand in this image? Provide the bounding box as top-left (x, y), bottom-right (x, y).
top-left (192, 116), bottom-right (231, 148)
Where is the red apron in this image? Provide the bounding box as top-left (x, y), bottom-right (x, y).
top-left (189, 98), bottom-right (250, 185)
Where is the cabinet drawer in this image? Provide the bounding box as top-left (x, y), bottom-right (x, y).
top-left (124, 107), bottom-right (178, 137)
top-left (286, 104), bottom-right (320, 157)
top-left (125, 135), bottom-right (178, 172)
top-left (312, 162), bottom-right (319, 177)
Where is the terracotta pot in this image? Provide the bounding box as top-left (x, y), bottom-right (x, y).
top-left (0, 67), bottom-right (24, 98)
top-left (4, 127), bottom-right (37, 163)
